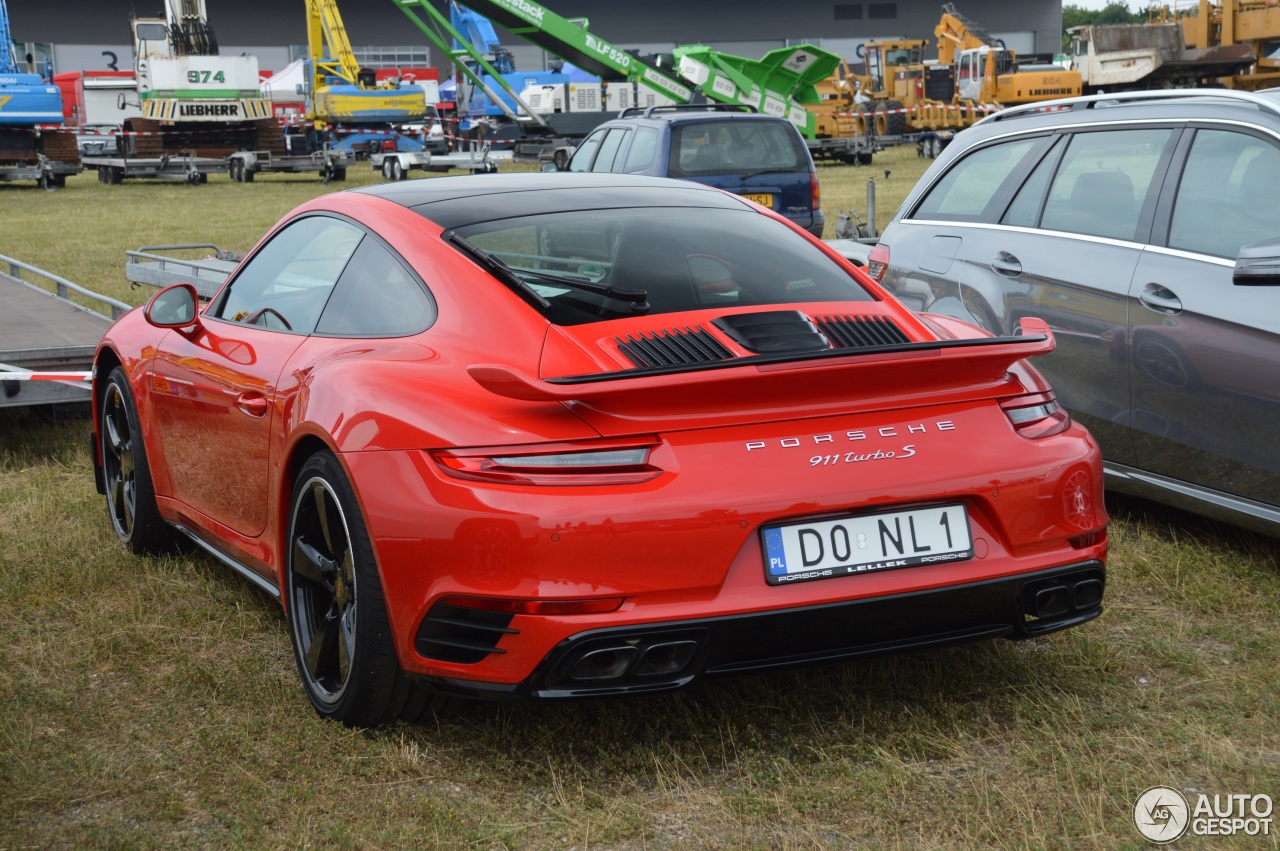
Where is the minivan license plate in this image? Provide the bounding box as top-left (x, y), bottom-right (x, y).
top-left (762, 504), bottom-right (971, 585)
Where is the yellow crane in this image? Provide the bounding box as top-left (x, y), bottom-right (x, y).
top-left (304, 0), bottom-right (428, 125)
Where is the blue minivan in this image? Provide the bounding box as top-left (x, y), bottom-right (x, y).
top-left (557, 105), bottom-right (825, 238)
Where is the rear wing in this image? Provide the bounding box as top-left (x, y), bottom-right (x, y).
top-left (470, 317), bottom-right (1055, 410)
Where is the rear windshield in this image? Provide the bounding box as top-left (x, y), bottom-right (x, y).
top-left (667, 120), bottom-right (806, 178)
top-left (451, 206), bottom-right (871, 326)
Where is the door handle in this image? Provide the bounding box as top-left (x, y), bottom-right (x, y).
top-left (991, 252), bottom-right (1022, 276)
top-left (1139, 282), bottom-right (1182, 315)
top-left (236, 393), bottom-right (269, 418)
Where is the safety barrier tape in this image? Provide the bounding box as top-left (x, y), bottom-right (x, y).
top-left (1, 370), bottom-right (92, 383)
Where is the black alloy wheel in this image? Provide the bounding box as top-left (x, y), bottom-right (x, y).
top-left (100, 366), bottom-right (171, 553)
top-left (285, 452), bottom-right (443, 726)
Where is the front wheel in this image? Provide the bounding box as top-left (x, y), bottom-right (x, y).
top-left (100, 366), bottom-right (172, 553)
top-left (390, 158), bottom-right (404, 181)
top-left (285, 452), bottom-right (442, 726)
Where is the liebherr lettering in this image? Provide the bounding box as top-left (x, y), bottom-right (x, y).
top-left (178, 104), bottom-right (240, 117)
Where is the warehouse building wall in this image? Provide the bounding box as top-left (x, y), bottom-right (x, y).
top-left (10, 0), bottom-right (1062, 74)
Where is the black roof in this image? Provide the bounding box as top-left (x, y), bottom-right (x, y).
top-left (354, 172), bottom-right (753, 229)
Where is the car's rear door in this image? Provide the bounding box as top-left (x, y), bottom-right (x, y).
top-left (957, 126), bottom-right (1179, 460)
top-left (1126, 124), bottom-right (1280, 506)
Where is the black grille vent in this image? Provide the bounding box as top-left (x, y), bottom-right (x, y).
top-left (712, 310), bottom-right (830, 354)
top-left (616, 326), bottom-right (734, 368)
top-left (415, 602), bottom-right (518, 664)
top-left (813, 314), bottom-right (910, 349)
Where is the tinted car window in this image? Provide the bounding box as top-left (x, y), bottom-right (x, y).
top-left (568, 129), bottom-right (605, 173)
top-left (315, 237), bottom-right (435, 337)
top-left (1039, 129), bottom-right (1171, 241)
top-left (668, 120), bottom-right (803, 178)
top-left (1001, 138), bottom-right (1063, 228)
top-left (912, 139), bottom-right (1039, 221)
top-left (216, 216), bottom-right (362, 334)
top-left (622, 126), bottom-right (659, 172)
top-left (1168, 129), bottom-right (1280, 258)
top-left (454, 206), bottom-right (870, 326)
top-left (591, 128), bottom-right (630, 173)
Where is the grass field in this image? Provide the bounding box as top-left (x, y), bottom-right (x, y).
top-left (1, 149), bottom-right (1278, 848)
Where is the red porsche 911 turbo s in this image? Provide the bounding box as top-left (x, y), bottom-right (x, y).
top-left (92, 173), bottom-right (1108, 726)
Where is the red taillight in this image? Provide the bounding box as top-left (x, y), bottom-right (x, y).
top-left (431, 438), bottom-right (662, 485)
top-left (438, 595), bottom-right (626, 615)
top-left (810, 171), bottom-right (821, 212)
top-left (867, 242), bottom-right (890, 282)
top-left (1000, 391), bottom-right (1071, 439)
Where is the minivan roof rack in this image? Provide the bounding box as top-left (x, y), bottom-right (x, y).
top-left (617, 103), bottom-right (759, 119)
top-left (980, 88), bottom-right (1280, 124)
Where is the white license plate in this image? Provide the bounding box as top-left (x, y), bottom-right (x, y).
top-left (763, 504), bottom-right (972, 585)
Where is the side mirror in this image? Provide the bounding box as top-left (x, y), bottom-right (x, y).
top-left (1234, 237), bottom-right (1280, 287)
top-left (540, 161), bottom-right (561, 173)
top-left (144, 283), bottom-right (200, 329)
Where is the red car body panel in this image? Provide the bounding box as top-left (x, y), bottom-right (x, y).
top-left (92, 174), bottom-right (1107, 710)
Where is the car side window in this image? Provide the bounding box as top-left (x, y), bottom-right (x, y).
top-left (314, 236), bottom-right (435, 337)
top-left (622, 126), bottom-right (659, 172)
top-left (1001, 138), bottom-right (1064, 228)
top-left (911, 138), bottom-right (1040, 222)
top-left (590, 128), bottom-right (631, 173)
top-left (568, 129), bottom-right (606, 173)
top-left (1168, 129), bottom-right (1280, 259)
top-left (1039, 128), bottom-right (1171, 242)
top-left (215, 216), bottom-right (362, 334)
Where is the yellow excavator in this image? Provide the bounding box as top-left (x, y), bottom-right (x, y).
top-left (934, 3), bottom-right (1081, 105)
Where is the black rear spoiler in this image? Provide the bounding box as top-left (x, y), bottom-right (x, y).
top-left (469, 318), bottom-right (1055, 407)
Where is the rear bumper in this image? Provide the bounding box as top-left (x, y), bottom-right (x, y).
top-left (425, 560), bottom-right (1104, 700)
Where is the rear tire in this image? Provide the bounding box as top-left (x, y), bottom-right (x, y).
top-left (390, 158), bottom-right (404, 181)
top-left (285, 452), bottom-right (448, 726)
top-left (883, 100), bottom-right (908, 136)
top-left (99, 367), bottom-right (173, 553)
top-left (381, 158), bottom-right (393, 180)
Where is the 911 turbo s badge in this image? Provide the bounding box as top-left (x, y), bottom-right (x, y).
top-left (744, 419), bottom-right (957, 453)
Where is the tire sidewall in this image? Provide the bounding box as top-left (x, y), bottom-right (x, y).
top-left (100, 366), bottom-right (163, 550)
top-left (285, 452), bottom-right (394, 723)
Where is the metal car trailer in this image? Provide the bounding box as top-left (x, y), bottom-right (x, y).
top-left (0, 256), bottom-right (129, 409)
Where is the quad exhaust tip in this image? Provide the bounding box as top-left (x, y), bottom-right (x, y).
top-left (558, 635), bottom-right (705, 685)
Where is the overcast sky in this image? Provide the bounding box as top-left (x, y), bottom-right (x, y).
top-left (1066, 0), bottom-right (1133, 9)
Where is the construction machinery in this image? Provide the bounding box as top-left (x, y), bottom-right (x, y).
top-left (809, 4), bottom-right (1083, 160)
top-left (1068, 20), bottom-right (1255, 93)
top-left (82, 0), bottom-right (279, 183)
top-left (1170, 0), bottom-right (1280, 90)
top-left (0, 0), bottom-right (81, 187)
top-left (444, 1), bottom-right (583, 145)
top-left (393, 0), bottom-right (874, 164)
top-left (291, 0), bottom-right (435, 180)
top-left (934, 3), bottom-right (1081, 105)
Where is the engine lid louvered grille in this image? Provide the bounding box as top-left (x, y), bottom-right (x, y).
top-left (616, 326), bottom-right (734, 368)
top-left (813, 314), bottom-right (911, 349)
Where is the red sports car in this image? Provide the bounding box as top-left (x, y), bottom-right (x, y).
top-left (92, 173), bottom-right (1107, 726)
